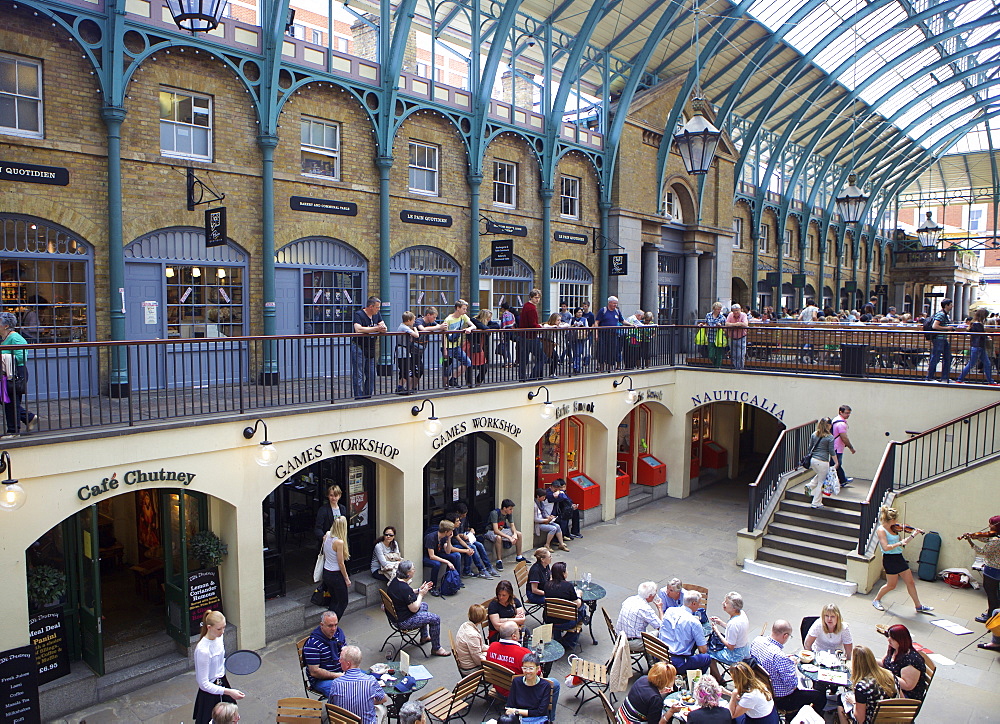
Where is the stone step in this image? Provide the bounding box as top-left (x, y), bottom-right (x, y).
top-left (96, 651), bottom-right (190, 701)
top-left (756, 546), bottom-right (847, 579)
top-left (779, 499), bottom-right (861, 524)
top-left (103, 630), bottom-right (180, 674)
top-left (763, 534), bottom-right (851, 564)
top-left (785, 490), bottom-right (863, 512)
top-left (773, 510), bottom-right (859, 537)
top-left (768, 522), bottom-right (857, 550)
top-left (743, 560), bottom-right (858, 597)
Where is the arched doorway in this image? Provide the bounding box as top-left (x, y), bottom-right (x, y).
top-left (616, 404), bottom-right (668, 495)
top-left (479, 254), bottom-right (534, 315)
top-left (262, 455), bottom-right (379, 598)
top-left (550, 260), bottom-right (594, 310)
top-left (423, 432), bottom-right (497, 532)
top-left (731, 277), bottom-right (749, 308)
top-left (390, 246), bottom-right (461, 321)
top-left (690, 402), bottom-right (785, 489)
top-left (756, 280), bottom-right (772, 313)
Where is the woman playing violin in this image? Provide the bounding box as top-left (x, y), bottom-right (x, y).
top-left (871, 506), bottom-right (934, 614)
top-left (961, 515), bottom-right (1000, 624)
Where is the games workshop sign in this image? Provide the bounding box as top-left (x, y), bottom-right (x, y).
top-left (0, 161), bottom-right (69, 186)
top-left (486, 219), bottom-right (528, 237)
top-left (400, 210), bottom-right (453, 227)
top-left (290, 196), bottom-right (359, 216)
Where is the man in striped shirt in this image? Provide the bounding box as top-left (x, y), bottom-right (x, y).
top-left (302, 611), bottom-right (345, 697)
top-left (329, 645), bottom-right (388, 724)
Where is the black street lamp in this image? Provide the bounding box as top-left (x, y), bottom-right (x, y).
top-left (167, 0), bottom-right (227, 32)
top-left (673, 97), bottom-right (722, 176)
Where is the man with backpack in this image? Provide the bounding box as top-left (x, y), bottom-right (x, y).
top-left (925, 298), bottom-right (954, 383)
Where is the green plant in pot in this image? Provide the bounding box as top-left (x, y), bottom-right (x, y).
top-left (27, 565), bottom-right (67, 610)
top-left (189, 530), bottom-right (229, 569)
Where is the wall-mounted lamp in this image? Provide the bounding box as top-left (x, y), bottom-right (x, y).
top-left (192, 267), bottom-right (202, 278)
top-left (411, 399), bottom-right (443, 436)
top-left (165, 266), bottom-right (175, 278)
top-left (243, 419), bottom-right (277, 467)
top-left (527, 386), bottom-right (555, 420)
top-left (217, 268), bottom-right (227, 279)
top-left (613, 375), bottom-right (639, 403)
top-left (0, 451), bottom-right (25, 512)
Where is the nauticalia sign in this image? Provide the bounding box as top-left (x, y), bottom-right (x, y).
top-left (690, 390), bottom-right (785, 420)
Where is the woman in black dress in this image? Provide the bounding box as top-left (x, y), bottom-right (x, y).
top-left (542, 561), bottom-right (583, 648)
top-left (880, 624), bottom-right (926, 701)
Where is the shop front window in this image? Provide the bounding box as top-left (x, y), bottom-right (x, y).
top-left (165, 265), bottom-right (244, 338)
top-left (303, 270), bottom-right (362, 334)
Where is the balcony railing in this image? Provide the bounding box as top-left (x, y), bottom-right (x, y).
top-left (893, 248), bottom-right (979, 271)
top-left (747, 418), bottom-right (817, 532)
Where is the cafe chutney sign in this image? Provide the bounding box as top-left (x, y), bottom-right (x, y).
top-left (1, 161), bottom-right (69, 186)
top-left (690, 390), bottom-right (785, 421)
top-left (77, 470), bottom-right (197, 501)
top-left (401, 209), bottom-right (453, 227)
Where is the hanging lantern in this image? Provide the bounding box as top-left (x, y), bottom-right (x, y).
top-left (835, 174), bottom-right (868, 224)
top-left (673, 98), bottom-right (722, 175)
top-left (166, 0), bottom-right (227, 32)
top-left (916, 211), bottom-right (943, 248)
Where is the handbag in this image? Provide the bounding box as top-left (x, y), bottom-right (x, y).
top-left (799, 437), bottom-right (819, 470)
top-left (14, 366), bottom-right (27, 396)
top-left (313, 552), bottom-right (325, 583)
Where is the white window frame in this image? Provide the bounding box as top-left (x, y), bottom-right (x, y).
top-left (300, 116), bottom-right (341, 180)
top-left (758, 225), bottom-right (769, 253)
top-left (311, 28), bottom-right (323, 45)
top-left (0, 53), bottom-right (43, 139)
top-left (408, 141), bottom-right (439, 195)
top-left (966, 203), bottom-right (987, 233)
top-left (159, 87), bottom-right (212, 161)
top-left (732, 218), bottom-right (743, 249)
top-left (560, 175), bottom-right (580, 219)
top-left (783, 229), bottom-right (793, 259)
top-left (335, 36), bottom-right (350, 53)
top-left (493, 160), bottom-right (517, 207)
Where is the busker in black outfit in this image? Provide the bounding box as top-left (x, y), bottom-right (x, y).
top-left (546, 479), bottom-right (582, 539)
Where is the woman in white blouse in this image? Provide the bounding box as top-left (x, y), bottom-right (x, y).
top-left (193, 610), bottom-right (245, 724)
top-left (805, 603), bottom-right (854, 660)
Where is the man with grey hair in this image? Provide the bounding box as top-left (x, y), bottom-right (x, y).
top-left (751, 620), bottom-right (824, 714)
top-left (725, 303), bottom-right (749, 370)
top-left (398, 701), bottom-right (425, 724)
top-left (386, 560), bottom-right (448, 656)
top-left (329, 645), bottom-right (388, 724)
top-left (351, 295), bottom-right (386, 399)
top-left (617, 581), bottom-right (663, 652)
top-left (657, 589), bottom-right (710, 674)
top-left (302, 610), bottom-right (346, 696)
top-left (657, 578), bottom-right (687, 611)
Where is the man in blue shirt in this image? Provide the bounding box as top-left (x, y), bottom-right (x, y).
top-left (657, 590), bottom-right (710, 674)
top-left (329, 645), bottom-right (388, 724)
top-left (750, 620), bottom-right (824, 715)
top-left (302, 611), bottom-right (346, 697)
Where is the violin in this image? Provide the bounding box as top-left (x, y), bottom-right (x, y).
top-left (958, 530), bottom-right (1000, 541)
top-left (890, 523), bottom-right (924, 535)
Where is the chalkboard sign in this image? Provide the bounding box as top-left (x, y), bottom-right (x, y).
top-left (189, 568), bottom-right (224, 630)
top-left (0, 646), bottom-right (41, 724)
top-left (29, 608), bottom-right (69, 685)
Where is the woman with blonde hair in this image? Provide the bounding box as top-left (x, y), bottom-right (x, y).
top-left (805, 603), bottom-right (854, 659)
top-left (728, 662), bottom-right (778, 723)
top-left (322, 516), bottom-right (352, 618)
top-left (193, 610), bottom-right (245, 724)
top-left (836, 645), bottom-right (896, 724)
top-left (618, 661), bottom-right (682, 724)
top-left (453, 603), bottom-right (489, 675)
top-left (804, 417), bottom-right (837, 508)
top-left (871, 506), bottom-right (932, 613)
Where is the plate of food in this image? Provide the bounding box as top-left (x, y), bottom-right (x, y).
top-left (801, 664), bottom-right (819, 673)
top-left (798, 650), bottom-right (814, 663)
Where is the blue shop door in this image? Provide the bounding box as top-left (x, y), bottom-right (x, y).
top-left (274, 268), bottom-right (302, 381)
top-left (124, 262), bottom-right (166, 391)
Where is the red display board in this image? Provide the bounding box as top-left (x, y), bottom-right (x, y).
top-left (637, 455), bottom-right (666, 487)
top-left (568, 473), bottom-right (602, 510)
top-left (702, 441), bottom-right (728, 469)
top-left (615, 468), bottom-right (631, 498)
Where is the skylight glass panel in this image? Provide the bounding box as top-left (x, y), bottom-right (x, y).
top-left (783, 4), bottom-right (842, 54)
top-left (875, 74), bottom-right (935, 118)
top-left (955, 0), bottom-right (997, 27)
top-left (747, 0), bottom-right (799, 33)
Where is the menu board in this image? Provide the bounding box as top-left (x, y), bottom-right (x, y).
top-left (0, 646), bottom-right (41, 724)
top-left (29, 608), bottom-right (69, 685)
top-left (189, 568), bottom-right (224, 630)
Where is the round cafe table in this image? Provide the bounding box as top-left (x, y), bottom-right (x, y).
top-left (523, 632), bottom-right (566, 676)
top-left (370, 662), bottom-right (429, 722)
top-left (570, 580), bottom-right (607, 645)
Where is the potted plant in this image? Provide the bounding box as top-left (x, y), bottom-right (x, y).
top-left (189, 530), bottom-right (229, 569)
top-left (27, 565), bottom-right (66, 610)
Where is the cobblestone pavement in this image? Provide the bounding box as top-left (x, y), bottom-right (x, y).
top-left (56, 479), bottom-right (1000, 723)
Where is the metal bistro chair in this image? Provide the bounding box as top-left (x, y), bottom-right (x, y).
top-left (568, 650), bottom-right (613, 714)
top-left (378, 588), bottom-right (429, 659)
top-left (514, 560), bottom-right (544, 624)
top-left (871, 698), bottom-right (921, 724)
top-left (275, 697), bottom-right (325, 724)
top-left (324, 702), bottom-right (362, 724)
top-left (295, 636), bottom-right (328, 700)
top-left (419, 670), bottom-right (483, 724)
top-left (602, 606), bottom-right (645, 674)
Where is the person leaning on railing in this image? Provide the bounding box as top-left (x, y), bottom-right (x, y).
top-left (724, 304), bottom-right (749, 370)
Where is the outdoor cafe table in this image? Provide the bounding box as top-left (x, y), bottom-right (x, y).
top-left (372, 662), bottom-right (430, 722)
top-left (570, 580), bottom-right (607, 645)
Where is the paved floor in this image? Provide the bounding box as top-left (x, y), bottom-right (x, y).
top-left (56, 478), bottom-right (1000, 723)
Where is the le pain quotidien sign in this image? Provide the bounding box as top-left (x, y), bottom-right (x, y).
top-left (690, 390), bottom-right (785, 420)
top-left (77, 469), bottom-right (197, 501)
top-left (1, 160), bottom-right (69, 186)
top-left (400, 209), bottom-right (453, 227)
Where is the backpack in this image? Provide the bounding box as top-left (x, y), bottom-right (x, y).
top-left (438, 568), bottom-right (462, 596)
top-left (922, 315), bottom-right (936, 341)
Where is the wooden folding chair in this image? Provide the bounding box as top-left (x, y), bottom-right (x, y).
top-left (482, 659), bottom-right (515, 714)
top-left (448, 629), bottom-right (483, 679)
top-left (514, 560), bottom-right (544, 624)
top-left (602, 607), bottom-right (645, 674)
top-left (686, 584), bottom-right (708, 609)
top-left (640, 632), bottom-right (672, 671)
top-left (481, 597), bottom-right (497, 641)
top-left (597, 689), bottom-right (618, 724)
top-left (419, 670), bottom-right (483, 724)
top-left (379, 588), bottom-right (429, 659)
top-left (544, 598), bottom-right (583, 651)
top-left (872, 697), bottom-right (921, 723)
top-left (295, 637), bottom-right (327, 700)
top-left (325, 703), bottom-right (362, 724)
top-left (275, 697), bottom-right (325, 723)
top-left (569, 653), bottom-right (612, 714)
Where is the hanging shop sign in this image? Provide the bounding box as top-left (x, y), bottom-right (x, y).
top-left (874, 284), bottom-right (888, 295)
top-left (689, 390), bottom-right (785, 420)
top-left (486, 219), bottom-right (528, 237)
top-left (491, 240), bottom-right (513, 267)
top-left (0, 646), bottom-right (40, 724)
top-left (205, 207), bottom-right (227, 248)
top-left (400, 210), bottom-right (452, 227)
top-left (29, 608), bottom-right (69, 685)
top-left (0, 160), bottom-right (69, 186)
top-left (554, 231), bottom-right (588, 244)
top-left (290, 196), bottom-right (359, 216)
top-left (188, 568), bottom-right (224, 631)
top-left (77, 470), bottom-right (197, 501)
top-left (609, 254), bottom-right (628, 276)
top-left (791, 274), bottom-right (807, 288)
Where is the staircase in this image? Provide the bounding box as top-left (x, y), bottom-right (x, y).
top-left (744, 478), bottom-right (865, 595)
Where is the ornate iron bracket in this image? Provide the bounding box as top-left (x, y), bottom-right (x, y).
top-left (186, 167), bottom-right (226, 211)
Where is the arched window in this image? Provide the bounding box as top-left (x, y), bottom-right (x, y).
top-left (479, 255), bottom-right (533, 313)
top-left (390, 246), bottom-right (460, 316)
top-left (0, 214), bottom-right (94, 342)
top-left (551, 259), bottom-right (593, 310)
top-left (275, 237), bottom-right (367, 334)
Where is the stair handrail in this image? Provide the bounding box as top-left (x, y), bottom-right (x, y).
top-left (748, 418), bottom-right (817, 532)
top-left (857, 398), bottom-right (1000, 553)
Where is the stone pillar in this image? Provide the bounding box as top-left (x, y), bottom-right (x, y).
top-left (951, 282), bottom-right (962, 317)
top-left (684, 251), bottom-right (702, 323)
top-left (965, 284), bottom-right (975, 316)
top-left (892, 282), bottom-right (905, 314)
top-left (641, 243), bottom-right (659, 316)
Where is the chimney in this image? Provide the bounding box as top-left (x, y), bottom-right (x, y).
top-left (351, 14), bottom-right (417, 73)
top-left (501, 70), bottom-right (536, 110)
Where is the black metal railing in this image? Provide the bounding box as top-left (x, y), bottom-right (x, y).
top-left (857, 400), bottom-right (1000, 553)
top-left (4, 325), bottom-right (679, 438)
top-left (747, 418), bottom-right (817, 532)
